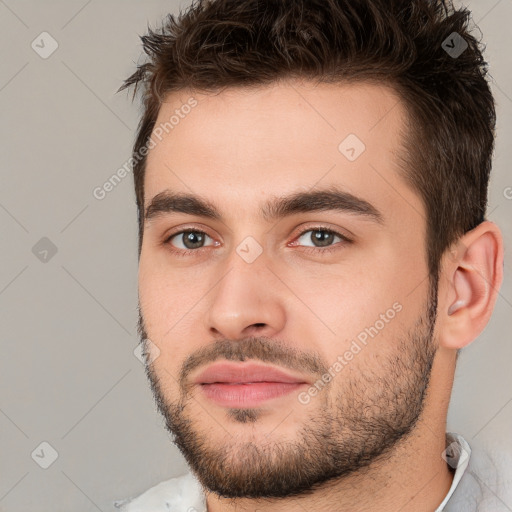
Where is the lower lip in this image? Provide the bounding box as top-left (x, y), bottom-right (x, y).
top-left (199, 382), bottom-right (306, 407)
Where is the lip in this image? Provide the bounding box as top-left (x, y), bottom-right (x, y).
top-left (194, 362), bottom-right (310, 408)
top-left (194, 361), bottom-right (309, 385)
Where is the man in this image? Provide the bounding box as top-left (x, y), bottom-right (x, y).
top-left (114, 0), bottom-right (507, 510)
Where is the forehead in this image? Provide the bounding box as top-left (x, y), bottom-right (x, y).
top-left (143, 80), bottom-right (420, 227)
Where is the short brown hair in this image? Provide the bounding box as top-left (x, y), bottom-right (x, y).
top-left (119, 0), bottom-right (496, 280)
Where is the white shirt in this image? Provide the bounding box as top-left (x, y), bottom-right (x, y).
top-left (113, 432), bottom-right (509, 511)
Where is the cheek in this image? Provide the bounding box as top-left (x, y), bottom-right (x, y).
top-left (138, 251), bottom-right (204, 321)
top-left (290, 272), bottom-right (391, 355)
top-left (138, 259), bottom-right (209, 365)
top-left (287, 246), bottom-right (425, 358)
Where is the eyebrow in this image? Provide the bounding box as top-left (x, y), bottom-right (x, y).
top-left (144, 186), bottom-right (384, 225)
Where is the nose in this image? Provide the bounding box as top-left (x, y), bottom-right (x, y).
top-left (205, 249), bottom-right (287, 341)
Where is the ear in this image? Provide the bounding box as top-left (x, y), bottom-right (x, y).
top-left (437, 221), bottom-right (504, 350)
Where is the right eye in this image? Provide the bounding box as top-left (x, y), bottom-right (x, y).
top-left (164, 229), bottom-right (218, 255)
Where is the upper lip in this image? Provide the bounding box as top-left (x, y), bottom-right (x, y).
top-left (194, 362), bottom-right (310, 385)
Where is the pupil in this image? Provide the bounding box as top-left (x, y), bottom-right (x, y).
top-left (313, 230), bottom-right (333, 247)
top-left (184, 232), bottom-right (204, 249)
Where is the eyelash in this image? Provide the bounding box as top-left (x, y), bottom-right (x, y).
top-left (162, 225), bottom-right (352, 258)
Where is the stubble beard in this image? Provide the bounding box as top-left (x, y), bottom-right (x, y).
top-left (138, 278), bottom-right (439, 498)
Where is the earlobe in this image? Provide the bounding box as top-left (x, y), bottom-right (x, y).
top-left (439, 221), bottom-right (504, 350)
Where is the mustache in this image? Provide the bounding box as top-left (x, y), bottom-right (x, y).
top-left (179, 337), bottom-right (327, 396)
top-left (180, 336), bottom-right (327, 379)
top-left (137, 310), bottom-right (327, 394)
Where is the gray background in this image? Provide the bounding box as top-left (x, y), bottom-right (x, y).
top-left (0, 0), bottom-right (511, 510)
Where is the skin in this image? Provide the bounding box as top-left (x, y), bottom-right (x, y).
top-left (137, 80), bottom-right (504, 511)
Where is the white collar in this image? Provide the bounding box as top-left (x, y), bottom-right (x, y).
top-left (434, 432), bottom-right (472, 511)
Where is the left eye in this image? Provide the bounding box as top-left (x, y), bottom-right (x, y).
top-left (295, 228), bottom-right (346, 248)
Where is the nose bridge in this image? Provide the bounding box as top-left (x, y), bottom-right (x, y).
top-left (205, 235), bottom-right (286, 339)
top-left (217, 227), bottom-right (270, 288)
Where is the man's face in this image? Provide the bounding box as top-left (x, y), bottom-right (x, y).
top-left (138, 81), bottom-right (439, 497)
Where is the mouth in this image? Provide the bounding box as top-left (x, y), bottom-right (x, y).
top-left (194, 362), bottom-right (310, 408)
